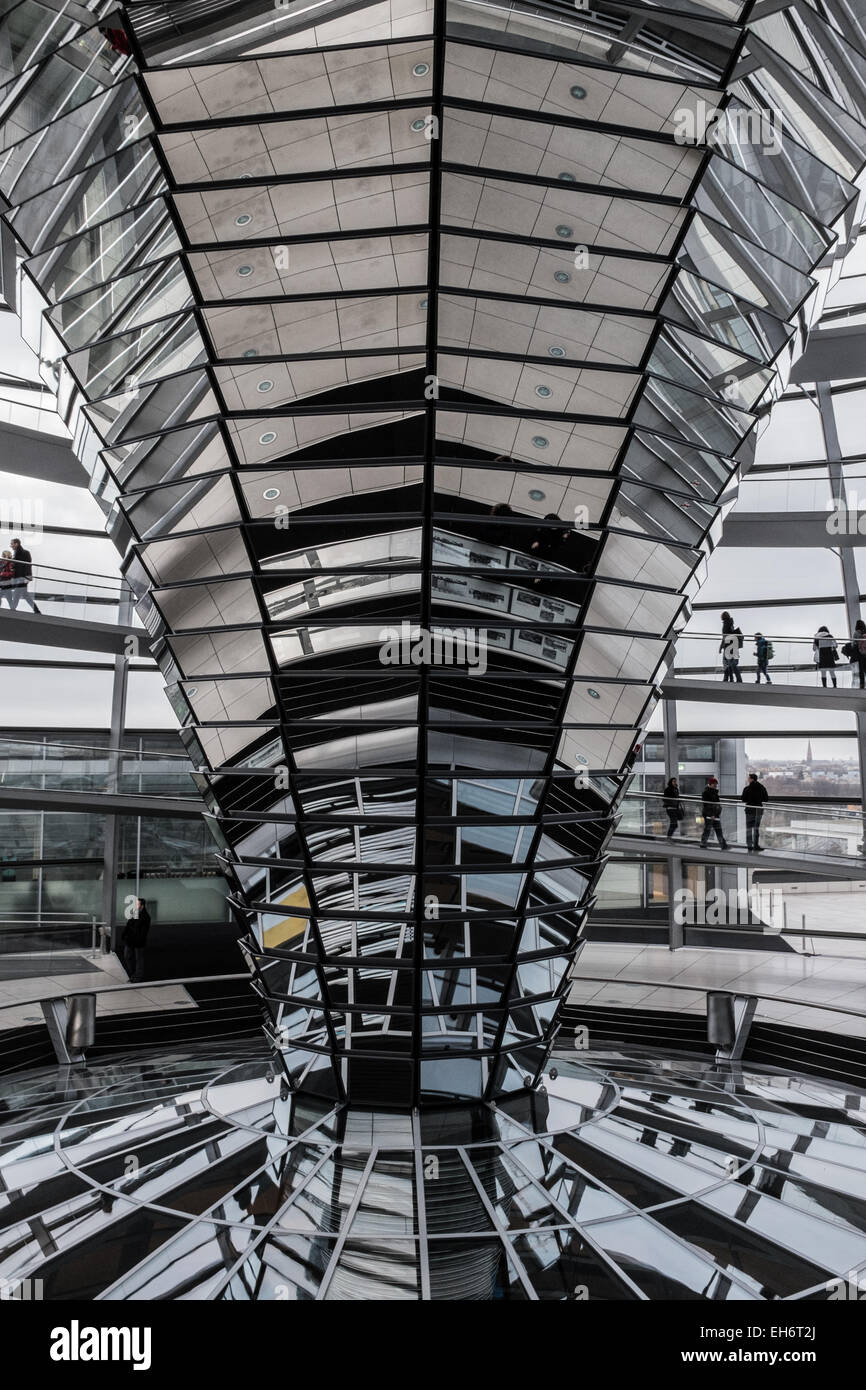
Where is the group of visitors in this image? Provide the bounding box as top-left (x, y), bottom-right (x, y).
top-left (0, 538), bottom-right (39, 611)
top-left (718, 612), bottom-right (866, 688)
top-left (662, 772), bottom-right (769, 852)
top-left (718, 613), bottom-right (775, 683)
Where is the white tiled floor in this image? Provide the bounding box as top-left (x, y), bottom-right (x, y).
top-left (572, 941), bottom-right (866, 1036)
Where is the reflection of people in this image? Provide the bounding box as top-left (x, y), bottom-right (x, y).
top-left (99, 25), bottom-right (131, 55)
top-left (122, 898), bottom-right (151, 982)
top-left (741, 772), bottom-right (768, 852)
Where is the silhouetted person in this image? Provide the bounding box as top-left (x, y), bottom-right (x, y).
top-left (853, 620), bottom-right (866, 689)
top-left (720, 611), bottom-right (743, 682)
top-left (700, 776), bottom-right (727, 849)
top-left (121, 898), bottom-right (151, 982)
top-left (741, 772), bottom-right (769, 851)
top-left (663, 778), bottom-right (684, 838)
top-left (813, 625), bottom-right (838, 688)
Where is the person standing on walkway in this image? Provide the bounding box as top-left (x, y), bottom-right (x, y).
top-left (9, 538), bottom-right (40, 612)
top-left (121, 897), bottom-right (151, 983)
top-left (663, 777), bottom-right (684, 838)
top-left (741, 772), bottom-right (769, 851)
top-left (720, 611), bottom-right (744, 682)
top-left (754, 632), bottom-right (773, 684)
top-left (853, 620), bottom-right (866, 690)
top-left (813, 625), bottom-right (839, 688)
top-left (700, 776), bottom-right (727, 849)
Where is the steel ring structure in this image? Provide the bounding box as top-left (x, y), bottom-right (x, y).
top-left (2, 0), bottom-right (866, 1109)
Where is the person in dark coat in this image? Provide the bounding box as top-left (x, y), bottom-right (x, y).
top-left (853, 620), bottom-right (866, 690)
top-left (700, 776), bottom-right (727, 849)
top-left (719, 611), bottom-right (743, 682)
top-left (813, 625), bottom-right (838, 688)
top-left (9, 539), bottom-right (40, 612)
top-left (121, 898), bottom-right (151, 982)
top-left (741, 772), bottom-right (769, 851)
top-left (753, 632), bottom-right (772, 684)
top-left (663, 777), bottom-right (684, 838)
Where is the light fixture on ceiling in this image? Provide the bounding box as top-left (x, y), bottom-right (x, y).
top-left (411, 118), bottom-right (426, 131)
top-left (243, 349), bottom-right (258, 358)
top-left (528, 488), bottom-right (546, 501)
top-left (587, 688), bottom-right (601, 699)
top-left (419, 298), bottom-right (428, 309)
top-left (263, 487), bottom-right (280, 500)
top-left (257, 380), bottom-right (274, 392)
top-left (259, 431), bottom-right (277, 444)
top-left (413, 63), bottom-right (430, 75)
top-left (554, 271), bottom-right (571, 284)
top-left (237, 265), bottom-right (253, 276)
top-left (535, 385), bottom-right (552, 397)
top-left (532, 435), bottom-right (549, 448)
top-left (235, 213), bottom-right (252, 226)
top-left (558, 172), bottom-right (576, 183)
top-left (570, 85), bottom-right (587, 99)
top-left (548, 346), bottom-right (566, 357)
top-left (555, 225), bottom-right (573, 239)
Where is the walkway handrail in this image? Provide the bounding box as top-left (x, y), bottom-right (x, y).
top-left (570, 973), bottom-right (866, 1021)
top-left (0, 972), bottom-right (248, 1021)
top-left (0, 735), bottom-right (192, 762)
top-left (624, 788), bottom-right (864, 819)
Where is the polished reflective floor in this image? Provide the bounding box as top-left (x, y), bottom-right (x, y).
top-left (2, 1043), bottom-right (866, 1300)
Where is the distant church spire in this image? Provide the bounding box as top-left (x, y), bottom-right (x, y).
top-left (806, 740), bottom-right (813, 763)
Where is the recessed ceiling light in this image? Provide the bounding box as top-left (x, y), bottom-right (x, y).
top-left (413, 63), bottom-right (430, 76)
top-left (411, 118), bottom-right (426, 131)
top-left (548, 345), bottom-right (566, 357)
top-left (576, 753), bottom-right (588, 764)
top-left (187, 686), bottom-right (198, 696)
top-left (259, 431), bottom-right (277, 444)
top-left (528, 488), bottom-right (546, 501)
top-left (419, 298), bottom-right (428, 309)
top-left (243, 348), bottom-right (258, 358)
top-left (263, 487), bottom-right (280, 500)
top-left (570, 85), bottom-right (587, 99)
top-left (532, 435), bottom-right (549, 448)
top-left (256, 380), bottom-right (274, 393)
top-left (235, 213), bottom-right (252, 226)
top-left (558, 172), bottom-right (576, 182)
top-left (554, 271), bottom-right (571, 284)
top-left (587, 688), bottom-right (600, 699)
top-left (535, 385), bottom-right (552, 398)
top-left (555, 225), bottom-right (573, 239)
top-left (237, 265), bottom-right (253, 276)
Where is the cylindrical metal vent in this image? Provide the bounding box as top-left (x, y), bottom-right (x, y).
top-left (707, 992), bottom-right (735, 1049)
top-left (66, 996), bottom-right (96, 1051)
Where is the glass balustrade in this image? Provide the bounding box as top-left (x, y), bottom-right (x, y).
top-left (620, 789), bottom-right (866, 859)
